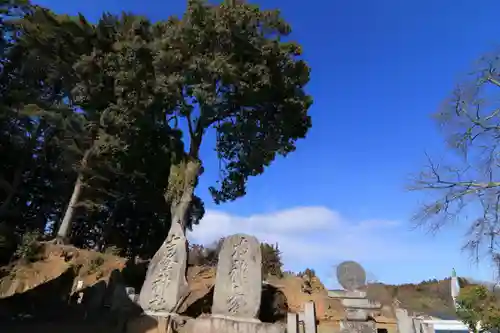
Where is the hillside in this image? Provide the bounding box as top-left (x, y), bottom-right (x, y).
top-left (365, 279), bottom-right (459, 318)
top-left (0, 243), bottom-right (474, 325)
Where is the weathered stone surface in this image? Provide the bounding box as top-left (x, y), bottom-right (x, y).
top-left (304, 302), bottom-right (317, 333)
top-left (341, 321), bottom-right (376, 333)
top-left (344, 308), bottom-right (369, 321)
top-left (139, 223), bottom-right (188, 313)
top-left (395, 309), bottom-right (415, 333)
top-left (422, 322), bottom-right (435, 333)
top-left (186, 316), bottom-right (285, 333)
top-left (212, 234), bottom-right (262, 319)
top-left (127, 315), bottom-right (284, 333)
top-left (287, 313), bottom-right (299, 333)
top-left (413, 318), bottom-right (423, 333)
top-left (341, 298), bottom-right (381, 309)
top-left (328, 290), bottom-right (367, 299)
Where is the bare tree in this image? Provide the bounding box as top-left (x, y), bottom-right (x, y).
top-left (411, 53), bottom-right (500, 266)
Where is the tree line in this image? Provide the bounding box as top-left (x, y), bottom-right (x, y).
top-left (0, 0), bottom-right (313, 263)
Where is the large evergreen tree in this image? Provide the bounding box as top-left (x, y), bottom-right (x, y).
top-left (156, 0), bottom-right (312, 248)
top-left (0, 0), bottom-right (313, 263)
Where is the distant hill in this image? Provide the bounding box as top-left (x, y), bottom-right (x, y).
top-left (364, 277), bottom-right (477, 318)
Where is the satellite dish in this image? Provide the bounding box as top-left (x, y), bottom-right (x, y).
top-left (336, 260), bottom-right (367, 291)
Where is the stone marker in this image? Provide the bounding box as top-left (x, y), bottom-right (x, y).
top-left (341, 321), bottom-right (376, 333)
top-left (212, 234), bottom-right (262, 320)
top-left (344, 308), bottom-right (368, 321)
top-left (287, 313), bottom-right (299, 333)
top-left (76, 280), bottom-right (84, 291)
top-left (413, 317), bottom-right (423, 333)
top-left (139, 222), bottom-right (188, 314)
top-left (396, 309), bottom-right (415, 333)
top-left (341, 298), bottom-right (381, 309)
top-left (304, 302), bottom-right (317, 333)
top-left (187, 316), bottom-right (285, 333)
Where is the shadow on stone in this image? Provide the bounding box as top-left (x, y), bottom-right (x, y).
top-left (259, 284), bottom-right (288, 323)
top-left (180, 282), bottom-right (288, 324)
top-left (126, 314), bottom-right (165, 333)
top-left (181, 285), bottom-right (214, 318)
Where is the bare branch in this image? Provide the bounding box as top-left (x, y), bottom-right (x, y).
top-left (412, 57), bottom-right (500, 265)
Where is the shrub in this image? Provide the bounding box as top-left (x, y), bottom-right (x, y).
top-left (88, 255), bottom-right (105, 274)
top-left (104, 245), bottom-right (121, 256)
top-left (188, 243), bottom-right (206, 266)
top-left (14, 230), bottom-right (42, 262)
top-left (261, 242), bottom-right (283, 278)
top-left (188, 239), bottom-right (284, 278)
top-left (188, 238), bottom-right (224, 267)
top-left (298, 268), bottom-right (316, 279)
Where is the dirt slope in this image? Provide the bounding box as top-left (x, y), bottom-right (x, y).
top-left (0, 244), bottom-right (466, 322)
top-left (0, 243), bottom-right (126, 298)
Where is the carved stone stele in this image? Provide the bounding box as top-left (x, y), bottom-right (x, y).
top-left (138, 222), bottom-right (188, 313)
top-left (212, 234), bottom-right (262, 319)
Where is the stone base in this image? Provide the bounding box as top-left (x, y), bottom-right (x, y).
top-left (341, 320), bottom-right (376, 333)
top-left (345, 308), bottom-right (369, 321)
top-left (127, 314), bottom-right (285, 333)
top-left (126, 314), bottom-right (189, 333)
top-left (341, 298), bottom-right (381, 309)
top-left (186, 316), bottom-right (285, 333)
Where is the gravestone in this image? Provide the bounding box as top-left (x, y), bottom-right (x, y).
top-left (138, 222), bottom-right (188, 314)
top-left (304, 302), bottom-right (317, 333)
top-left (212, 234), bottom-right (262, 320)
top-left (395, 309), bottom-right (415, 333)
top-left (413, 318), bottom-right (423, 333)
top-left (287, 313), bottom-right (299, 333)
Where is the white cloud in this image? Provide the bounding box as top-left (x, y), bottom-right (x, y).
top-left (188, 206), bottom-right (415, 274)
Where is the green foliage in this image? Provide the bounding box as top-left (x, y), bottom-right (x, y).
top-left (1, 8), bottom-right (186, 255)
top-left (188, 238), bottom-right (224, 267)
top-left (188, 239), bottom-right (284, 278)
top-left (87, 255), bottom-right (105, 274)
top-left (104, 245), bottom-right (121, 256)
top-left (456, 285), bottom-right (500, 332)
top-left (161, 0), bottom-right (313, 205)
top-left (0, 0), bottom-right (311, 259)
top-left (298, 268), bottom-right (316, 279)
top-left (261, 243), bottom-right (283, 278)
top-left (14, 230), bottom-right (42, 262)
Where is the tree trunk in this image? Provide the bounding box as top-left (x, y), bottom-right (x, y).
top-left (56, 149), bottom-right (92, 243)
top-left (168, 159), bottom-right (201, 232)
top-left (56, 173), bottom-right (83, 242)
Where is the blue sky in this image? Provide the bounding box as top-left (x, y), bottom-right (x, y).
top-left (33, 0), bottom-right (500, 287)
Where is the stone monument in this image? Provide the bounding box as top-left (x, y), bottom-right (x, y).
top-left (334, 261), bottom-right (378, 333)
top-left (212, 233), bottom-right (262, 320)
top-left (138, 222), bottom-right (188, 315)
top-left (187, 233), bottom-right (285, 333)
